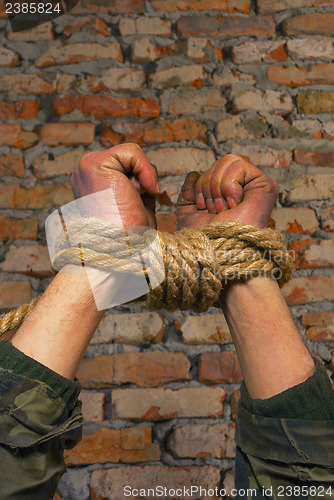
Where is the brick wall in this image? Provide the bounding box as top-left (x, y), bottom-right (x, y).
top-left (0, 0), bottom-right (333, 498)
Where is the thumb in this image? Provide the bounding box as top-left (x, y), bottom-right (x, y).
top-left (177, 171), bottom-right (201, 207)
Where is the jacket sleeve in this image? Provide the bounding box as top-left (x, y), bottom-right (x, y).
top-left (0, 342), bottom-right (83, 500)
top-left (234, 362), bottom-right (334, 500)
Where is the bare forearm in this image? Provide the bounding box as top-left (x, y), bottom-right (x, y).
top-left (220, 277), bottom-right (315, 399)
top-left (10, 266), bottom-right (106, 380)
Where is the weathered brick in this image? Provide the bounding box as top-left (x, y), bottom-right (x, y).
top-left (231, 144), bottom-right (292, 168)
top-left (230, 389), bottom-right (240, 421)
top-left (0, 281), bottom-right (31, 310)
top-left (152, 0), bottom-right (250, 12)
top-left (0, 154), bottom-right (24, 177)
top-left (257, 0), bottom-right (333, 14)
top-left (158, 178), bottom-right (182, 206)
top-left (0, 124), bottom-right (38, 149)
top-left (0, 74), bottom-right (56, 95)
top-left (187, 38), bottom-right (223, 62)
top-left (290, 239), bottom-right (334, 269)
top-left (149, 65), bottom-right (204, 88)
top-left (199, 351), bottom-right (242, 384)
top-left (156, 212), bottom-right (177, 233)
top-left (232, 40), bottom-right (288, 64)
top-left (268, 64), bottom-right (334, 87)
top-left (175, 313), bottom-right (232, 344)
top-left (100, 117), bottom-right (207, 148)
top-left (41, 123), bottom-right (95, 146)
top-left (294, 150), bottom-right (334, 167)
top-left (168, 423), bottom-right (235, 459)
top-left (177, 15), bottom-right (275, 39)
top-left (0, 100), bottom-right (40, 119)
top-left (0, 245), bottom-right (52, 278)
top-left (213, 69), bottom-right (256, 87)
top-left (87, 67), bottom-right (145, 92)
top-left (62, 16), bottom-right (109, 39)
top-left (54, 95), bottom-right (159, 119)
top-left (132, 38), bottom-right (165, 62)
top-left (112, 386), bottom-right (225, 419)
top-left (65, 426), bottom-right (159, 466)
top-left (216, 114), bottom-right (268, 141)
top-left (323, 122), bottom-right (334, 140)
top-left (287, 174), bottom-right (334, 202)
top-left (35, 42), bottom-right (122, 67)
top-left (33, 150), bottom-right (83, 180)
top-left (79, 391), bottom-right (105, 422)
top-left (297, 91), bottom-right (334, 115)
top-left (119, 16), bottom-right (171, 36)
top-left (321, 207), bottom-right (334, 232)
top-left (233, 88), bottom-right (293, 116)
top-left (165, 87), bottom-right (226, 115)
top-left (273, 119), bottom-right (322, 140)
top-left (282, 275), bottom-right (334, 305)
top-left (7, 22), bottom-right (54, 41)
top-left (269, 208), bottom-right (319, 234)
top-left (302, 312), bottom-right (334, 342)
top-left (0, 47), bottom-right (20, 67)
top-left (146, 148), bottom-right (215, 176)
top-left (0, 183), bottom-right (74, 209)
top-left (82, 0), bottom-right (144, 14)
top-left (287, 37), bottom-right (334, 61)
top-left (283, 13), bottom-right (334, 36)
top-left (91, 465), bottom-right (220, 500)
top-left (0, 215), bottom-right (38, 241)
top-left (77, 352), bottom-right (190, 388)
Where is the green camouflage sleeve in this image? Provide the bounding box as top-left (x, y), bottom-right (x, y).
top-left (235, 403), bottom-right (334, 500)
top-left (0, 367), bottom-right (82, 499)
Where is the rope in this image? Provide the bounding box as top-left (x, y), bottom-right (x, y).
top-left (0, 220), bottom-right (294, 336)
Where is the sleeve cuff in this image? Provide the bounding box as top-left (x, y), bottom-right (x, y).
top-left (0, 339), bottom-right (81, 409)
top-left (240, 358), bottom-right (334, 420)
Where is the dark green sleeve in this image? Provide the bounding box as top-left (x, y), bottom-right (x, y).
top-left (240, 357), bottom-right (334, 420)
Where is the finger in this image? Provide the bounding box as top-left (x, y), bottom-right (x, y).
top-left (142, 193), bottom-right (157, 229)
top-left (177, 171), bottom-right (201, 207)
top-left (199, 168), bottom-right (217, 214)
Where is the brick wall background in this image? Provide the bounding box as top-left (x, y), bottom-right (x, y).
top-left (0, 0), bottom-right (334, 498)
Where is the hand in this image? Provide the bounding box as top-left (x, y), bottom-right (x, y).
top-left (71, 143), bottom-right (159, 229)
top-left (177, 154), bottom-right (279, 230)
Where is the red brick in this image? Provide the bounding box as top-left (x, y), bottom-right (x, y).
top-left (187, 38), bottom-right (223, 63)
top-left (156, 212), bottom-right (177, 233)
top-left (321, 207), bottom-right (334, 232)
top-left (199, 351), bottom-right (242, 384)
top-left (35, 42), bottom-right (122, 66)
top-left (33, 150), bottom-right (83, 180)
top-left (213, 69), bottom-right (256, 87)
top-left (81, 0), bottom-right (144, 14)
top-left (269, 208), bottom-right (319, 234)
top-left (282, 275), bottom-right (334, 305)
top-left (297, 91), bottom-right (334, 114)
top-left (176, 313), bottom-right (232, 344)
top-left (282, 13), bottom-right (334, 36)
top-left (289, 239), bottom-right (334, 269)
top-left (64, 426), bottom-right (159, 466)
top-left (232, 40), bottom-right (288, 64)
top-left (119, 16), bottom-right (171, 36)
top-left (177, 15), bottom-right (275, 39)
top-left (78, 391), bottom-right (105, 422)
top-left (0, 183), bottom-right (74, 209)
top-left (62, 16), bottom-right (109, 39)
top-left (268, 64), bottom-right (334, 87)
top-left (77, 352), bottom-right (190, 388)
top-left (0, 245), bottom-right (52, 278)
top-left (0, 155), bottom-right (24, 177)
top-left (0, 74), bottom-right (56, 95)
top-left (230, 390), bottom-right (240, 421)
top-left (149, 65), bottom-right (204, 88)
top-left (0, 124), bottom-right (38, 149)
top-left (257, 0), bottom-right (333, 13)
top-left (0, 100), bottom-right (40, 119)
top-left (152, 0), bottom-right (250, 13)
top-left (54, 95), bottom-right (159, 119)
top-left (0, 281), bottom-right (31, 310)
top-left (294, 150), bottom-right (334, 167)
top-left (0, 215), bottom-right (38, 241)
top-left (302, 312), bottom-right (334, 342)
top-left (41, 123), bottom-right (95, 146)
top-left (100, 117), bottom-right (207, 148)
top-left (0, 47), bottom-right (20, 67)
top-left (132, 38), bottom-right (180, 63)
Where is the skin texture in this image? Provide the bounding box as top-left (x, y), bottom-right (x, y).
top-left (10, 145), bottom-right (315, 396)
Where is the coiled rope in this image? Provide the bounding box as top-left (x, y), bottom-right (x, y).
top-left (0, 220), bottom-right (294, 336)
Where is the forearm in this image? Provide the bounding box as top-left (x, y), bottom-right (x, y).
top-left (220, 276), bottom-right (315, 400)
top-left (10, 265), bottom-right (108, 380)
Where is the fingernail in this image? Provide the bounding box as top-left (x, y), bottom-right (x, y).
top-left (206, 197), bottom-right (216, 213)
top-left (196, 192), bottom-right (206, 209)
top-left (156, 182), bottom-right (160, 194)
top-left (226, 197), bottom-right (236, 209)
top-left (214, 198), bottom-right (225, 212)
